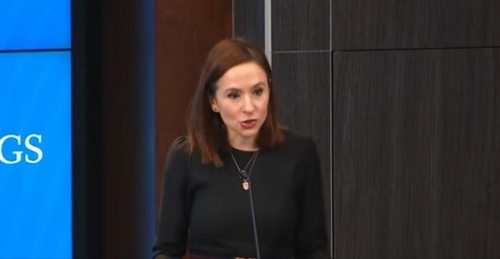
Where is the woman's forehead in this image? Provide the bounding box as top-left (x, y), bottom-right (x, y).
top-left (217, 62), bottom-right (267, 89)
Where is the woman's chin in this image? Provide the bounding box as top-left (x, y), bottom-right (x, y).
top-left (239, 127), bottom-right (261, 137)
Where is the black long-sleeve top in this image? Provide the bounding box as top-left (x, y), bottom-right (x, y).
top-left (153, 130), bottom-right (330, 259)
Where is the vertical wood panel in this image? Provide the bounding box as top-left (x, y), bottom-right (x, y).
top-left (233, 0), bottom-right (265, 50)
top-left (331, 0), bottom-right (500, 50)
top-left (154, 0), bottom-right (232, 216)
top-left (333, 49), bottom-right (500, 258)
top-left (272, 0), bottom-right (330, 51)
top-left (272, 51), bottom-right (332, 252)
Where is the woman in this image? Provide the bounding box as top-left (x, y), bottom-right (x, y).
top-left (153, 38), bottom-right (330, 259)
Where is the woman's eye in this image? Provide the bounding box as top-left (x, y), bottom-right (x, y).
top-left (228, 93), bottom-right (239, 99)
top-left (253, 89), bottom-right (263, 96)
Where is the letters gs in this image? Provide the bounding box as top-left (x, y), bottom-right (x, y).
top-left (0, 134), bottom-right (43, 164)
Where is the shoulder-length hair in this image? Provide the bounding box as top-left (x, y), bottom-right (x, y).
top-left (186, 37), bottom-right (285, 167)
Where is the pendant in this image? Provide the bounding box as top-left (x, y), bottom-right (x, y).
top-left (242, 180), bottom-right (249, 191)
top-left (239, 170), bottom-right (248, 180)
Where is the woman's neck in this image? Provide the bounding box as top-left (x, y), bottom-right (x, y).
top-left (228, 135), bottom-right (258, 151)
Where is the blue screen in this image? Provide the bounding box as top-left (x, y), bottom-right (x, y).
top-left (0, 52), bottom-right (72, 258)
top-left (0, 0), bottom-right (70, 51)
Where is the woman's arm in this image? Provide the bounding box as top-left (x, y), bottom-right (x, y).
top-left (152, 136), bottom-right (191, 259)
top-left (294, 139), bottom-right (331, 259)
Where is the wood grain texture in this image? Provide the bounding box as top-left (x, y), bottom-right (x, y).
top-left (333, 48), bottom-right (500, 258)
top-left (154, 0), bottom-right (232, 215)
top-left (233, 0), bottom-right (265, 50)
top-left (331, 0), bottom-right (500, 50)
top-left (272, 0), bottom-right (331, 51)
top-left (272, 51), bottom-right (332, 252)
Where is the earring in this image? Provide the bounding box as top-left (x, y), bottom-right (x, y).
top-left (213, 108), bottom-right (218, 112)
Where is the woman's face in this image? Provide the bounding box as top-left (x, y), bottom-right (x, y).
top-left (211, 61), bottom-right (270, 148)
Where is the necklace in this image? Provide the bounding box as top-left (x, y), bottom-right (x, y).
top-left (230, 151), bottom-right (258, 191)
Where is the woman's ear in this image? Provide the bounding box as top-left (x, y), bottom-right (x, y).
top-left (210, 97), bottom-right (219, 113)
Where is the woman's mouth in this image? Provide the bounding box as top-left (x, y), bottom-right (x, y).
top-left (241, 119), bottom-right (257, 129)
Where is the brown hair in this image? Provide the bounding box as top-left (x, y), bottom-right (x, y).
top-left (186, 37), bottom-right (285, 167)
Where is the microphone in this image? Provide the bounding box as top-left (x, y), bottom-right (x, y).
top-left (239, 171), bottom-right (261, 259)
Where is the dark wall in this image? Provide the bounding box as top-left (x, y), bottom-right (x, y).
top-left (270, 1), bottom-right (332, 254)
top-left (234, 0), bottom-right (333, 256)
top-left (234, 0), bottom-right (500, 258)
top-left (331, 0), bottom-right (500, 50)
top-left (334, 49), bottom-right (500, 258)
top-left (333, 0), bottom-right (500, 258)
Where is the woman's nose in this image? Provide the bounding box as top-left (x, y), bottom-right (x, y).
top-left (242, 95), bottom-right (255, 113)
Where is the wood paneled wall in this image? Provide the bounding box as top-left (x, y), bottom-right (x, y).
top-left (334, 49), bottom-right (500, 258)
top-left (331, 0), bottom-right (500, 50)
top-left (333, 0), bottom-right (500, 258)
top-left (234, 0), bottom-right (500, 258)
top-left (235, 0), bottom-right (334, 256)
top-left (271, 0), bottom-right (334, 256)
top-left (154, 0), bottom-right (232, 215)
